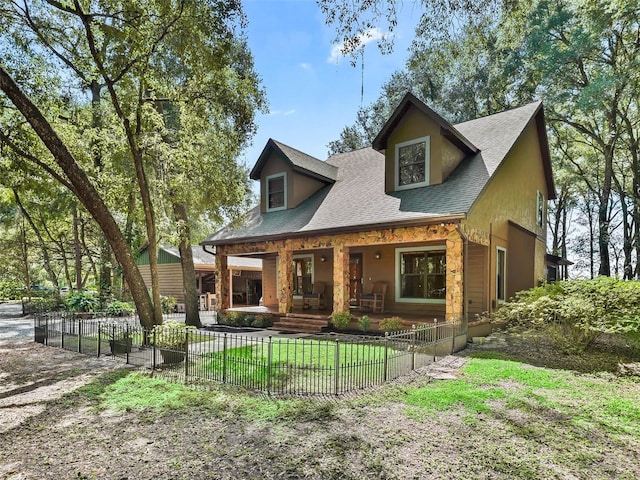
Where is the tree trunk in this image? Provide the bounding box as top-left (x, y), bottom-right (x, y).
top-left (19, 216), bottom-right (31, 302)
top-left (173, 202), bottom-right (201, 328)
top-left (0, 65), bottom-right (157, 328)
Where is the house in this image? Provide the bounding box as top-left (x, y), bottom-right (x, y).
top-left (136, 245), bottom-right (262, 309)
top-left (202, 93), bottom-right (555, 329)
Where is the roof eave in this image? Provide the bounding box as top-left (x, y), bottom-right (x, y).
top-left (201, 214), bottom-right (467, 247)
top-left (372, 92), bottom-right (478, 154)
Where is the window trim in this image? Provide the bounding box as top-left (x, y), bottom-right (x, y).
top-left (496, 247), bottom-right (507, 304)
top-left (536, 190), bottom-right (545, 228)
top-left (395, 246), bottom-right (446, 304)
top-left (266, 172), bottom-right (287, 212)
top-left (394, 136), bottom-right (431, 191)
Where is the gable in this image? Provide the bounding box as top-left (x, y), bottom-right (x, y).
top-left (203, 101), bottom-right (554, 246)
top-left (251, 139), bottom-right (337, 213)
top-left (373, 93), bottom-right (477, 193)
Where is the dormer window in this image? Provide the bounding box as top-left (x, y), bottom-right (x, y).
top-left (395, 136), bottom-right (430, 190)
top-left (266, 173), bottom-right (287, 211)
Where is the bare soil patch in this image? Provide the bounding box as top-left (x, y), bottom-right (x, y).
top-left (0, 326), bottom-right (639, 480)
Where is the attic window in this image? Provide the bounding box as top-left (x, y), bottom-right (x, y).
top-left (395, 136), bottom-right (430, 190)
top-left (266, 173), bottom-right (286, 211)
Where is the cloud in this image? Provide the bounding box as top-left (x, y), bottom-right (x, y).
top-left (327, 28), bottom-right (388, 64)
top-left (268, 109), bottom-right (296, 117)
top-left (300, 63), bottom-right (312, 70)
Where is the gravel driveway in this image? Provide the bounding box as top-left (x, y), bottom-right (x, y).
top-left (0, 302), bottom-right (32, 345)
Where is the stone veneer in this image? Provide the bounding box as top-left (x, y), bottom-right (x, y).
top-left (214, 223), bottom-right (464, 320)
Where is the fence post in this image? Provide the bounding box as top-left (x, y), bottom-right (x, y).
top-left (334, 340), bottom-right (340, 396)
top-left (78, 319), bottom-right (82, 353)
top-left (61, 314), bottom-right (65, 350)
top-left (411, 324), bottom-right (416, 371)
top-left (267, 336), bottom-right (273, 394)
top-left (97, 320), bottom-right (101, 357)
top-left (125, 324), bottom-right (130, 364)
top-left (433, 319), bottom-right (438, 362)
top-left (45, 314), bottom-right (49, 346)
top-left (112, 324), bottom-right (116, 358)
top-left (184, 329), bottom-right (189, 379)
top-left (383, 333), bottom-right (389, 382)
top-left (451, 320), bottom-right (455, 354)
top-left (222, 333), bottom-right (227, 384)
top-left (152, 328), bottom-right (157, 370)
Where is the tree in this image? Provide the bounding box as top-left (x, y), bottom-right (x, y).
top-left (1, 0), bottom-right (264, 326)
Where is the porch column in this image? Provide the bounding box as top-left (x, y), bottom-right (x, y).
top-left (333, 245), bottom-right (350, 313)
top-left (277, 247), bottom-right (293, 313)
top-left (215, 250), bottom-right (229, 310)
top-left (446, 229), bottom-right (464, 321)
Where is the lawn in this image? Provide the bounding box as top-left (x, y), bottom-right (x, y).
top-left (1, 329), bottom-right (638, 479)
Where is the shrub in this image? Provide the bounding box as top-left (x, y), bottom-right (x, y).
top-left (160, 296), bottom-right (177, 314)
top-left (152, 321), bottom-right (197, 349)
top-left (223, 311), bottom-right (245, 327)
top-left (251, 315), bottom-right (273, 328)
top-left (331, 311), bottom-right (352, 330)
top-left (66, 291), bottom-right (98, 312)
top-left (492, 277), bottom-right (640, 354)
top-left (379, 316), bottom-right (403, 332)
top-left (0, 281), bottom-right (24, 300)
top-left (106, 300), bottom-right (135, 317)
top-left (358, 315), bottom-right (372, 332)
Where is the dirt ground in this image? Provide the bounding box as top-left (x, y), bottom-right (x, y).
top-left (1, 310), bottom-right (639, 480)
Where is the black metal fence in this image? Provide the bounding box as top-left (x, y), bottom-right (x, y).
top-left (34, 311), bottom-right (467, 396)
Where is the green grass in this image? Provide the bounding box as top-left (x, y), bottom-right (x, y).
top-left (397, 357), bottom-right (640, 437)
top-left (197, 339), bottom-right (387, 390)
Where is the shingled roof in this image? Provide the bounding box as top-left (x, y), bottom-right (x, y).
top-left (203, 100), bottom-right (551, 246)
top-left (250, 138), bottom-right (338, 182)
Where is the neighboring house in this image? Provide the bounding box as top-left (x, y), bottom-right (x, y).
top-left (136, 245), bottom-right (262, 307)
top-left (202, 93), bottom-right (556, 324)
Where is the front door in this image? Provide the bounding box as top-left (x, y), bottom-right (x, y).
top-left (349, 253), bottom-right (363, 305)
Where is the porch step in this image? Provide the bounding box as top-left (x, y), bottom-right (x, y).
top-left (271, 313), bottom-right (330, 333)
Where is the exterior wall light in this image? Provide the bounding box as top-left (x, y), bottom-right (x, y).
top-left (320, 255), bottom-right (326, 262)
top-left (375, 251), bottom-right (382, 259)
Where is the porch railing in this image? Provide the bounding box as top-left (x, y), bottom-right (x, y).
top-left (33, 311), bottom-right (467, 396)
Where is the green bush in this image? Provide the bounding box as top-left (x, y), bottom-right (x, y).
top-left (66, 291), bottom-right (98, 312)
top-left (106, 300), bottom-right (135, 317)
top-left (152, 321), bottom-right (197, 349)
top-left (251, 315), bottom-right (273, 328)
top-left (358, 315), bottom-right (372, 332)
top-left (379, 316), bottom-right (403, 332)
top-left (331, 311), bottom-right (352, 330)
top-left (491, 277), bottom-right (640, 353)
top-left (0, 281), bottom-right (24, 300)
top-left (160, 296), bottom-right (177, 314)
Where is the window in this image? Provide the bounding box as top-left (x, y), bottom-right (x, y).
top-left (536, 190), bottom-right (545, 228)
top-left (395, 246), bottom-right (446, 303)
top-left (496, 247), bottom-right (506, 303)
top-left (293, 255), bottom-right (313, 296)
top-left (266, 173), bottom-right (286, 211)
top-left (395, 136), bottom-right (430, 190)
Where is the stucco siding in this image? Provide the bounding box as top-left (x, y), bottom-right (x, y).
top-left (465, 121), bottom-right (549, 309)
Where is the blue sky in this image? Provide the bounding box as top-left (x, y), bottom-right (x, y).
top-left (240, 0), bottom-right (419, 167)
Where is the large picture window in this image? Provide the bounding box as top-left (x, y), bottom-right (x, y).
top-left (395, 247), bottom-right (446, 303)
top-left (395, 136), bottom-right (430, 190)
top-left (266, 173), bottom-right (286, 211)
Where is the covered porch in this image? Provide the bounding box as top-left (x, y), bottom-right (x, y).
top-left (214, 222), bottom-right (491, 333)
